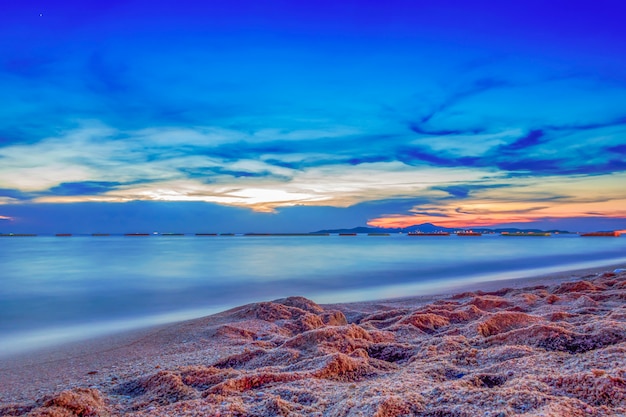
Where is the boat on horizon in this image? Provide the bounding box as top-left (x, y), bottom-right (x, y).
top-left (580, 231), bottom-right (621, 237)
top-left (245, 233), bottom-right (330, 236)
top-left (456, 231), bottom-right (482, 236)
top-left (408, 231), bottom-right (450, 236)
top-left (0, 233), bottom-right (37, 237)
top-left (501, 232), bottom-right (551, 237)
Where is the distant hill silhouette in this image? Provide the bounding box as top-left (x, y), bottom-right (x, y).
top-left (314, 223), bottom-right (571, 234)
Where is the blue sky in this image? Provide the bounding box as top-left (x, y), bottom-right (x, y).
top-left (1, 1), bottom-right (626, 232)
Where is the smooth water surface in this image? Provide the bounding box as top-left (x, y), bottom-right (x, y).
top-left (1, 234), bottom-right (625, 355)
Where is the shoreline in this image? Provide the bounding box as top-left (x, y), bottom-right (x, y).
top-left (323, 261), bottom-right (626, 312)
top-left (3, 262), bottom-right (623, 360)
top-left (3, 260), bottom-right (625, 360)
top-left (1, 262), bottom-right (625, 415)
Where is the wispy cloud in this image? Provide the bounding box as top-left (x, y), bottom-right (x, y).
top-left (29, 160), bottom-right (496, 213)
top-left (368, 172), bottom-right (626, 228)
top-left (2, 109), bottom-right (625, 224)
top-left (410, 77), bottom-right (513, 134)
top-left (608, 144), bottom-right (626, 154)
top-left (499, 130), bottom-right (545, 151)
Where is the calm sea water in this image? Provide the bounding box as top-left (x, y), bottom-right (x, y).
top-left (1, 234), bottom-right (625, 356)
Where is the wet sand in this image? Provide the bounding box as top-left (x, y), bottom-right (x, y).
top-left (1, 264), bottom-right (625, 416)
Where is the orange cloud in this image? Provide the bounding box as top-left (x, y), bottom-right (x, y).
top-left (368, 213), bottom-right (538, 229)
top-left (367, 172), bottom-right (626, 229)
top-left (368, 198), bottom-right (626, 229)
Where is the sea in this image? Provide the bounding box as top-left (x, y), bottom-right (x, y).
top-left (1, 233), bottom-right (625, 357)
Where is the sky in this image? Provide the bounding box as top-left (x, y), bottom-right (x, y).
top-left (1, 0), bottom-right (626, 233)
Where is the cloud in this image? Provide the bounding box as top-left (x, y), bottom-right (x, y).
top-left (2, 110), bottom-right (624, 221)
top-left (414, 77), bottom-right (513, 126)
top-left (496, 158), bottom-right (563, 173)
top-left (0, 61), bottom-right (625, 228)
top-left (367, 172), bottom-right (626, 228)
top-left (345, 155), bottom-right (391, 165)
top-left (0, 188), bottom-right (33, 201)
top-left (1, 107), bottom-right (625, 226)
top-left (396, 146), bottom-right (482, 167)
top-left (608, 144), bottom-right (626, 154)
top-left (453, 205), bottom-right (549, 216)
top-left (547, 115), bottom-right (626, 132)
top-left (435, 186), bottom-right (471, 199)
top-left (0, 124), bottom-right (304, 193)
top-left (0, 121), bottom-right (507, 212)
top-left (399, 113), bottom-right (626, 178)
top-left (0, 201), bottom-right (399, 234)
top-left (0, 0), bottom-right (625, 236)
top-left (433, 183), bottom-right (513, 199)
top-left (46, 181), bottom-right (124, 196)
top-left (409, 129), bottom-right (520, 157)
top-left (24, 159), bottom-right (495, 213)
top-left (493, 217), bottom-right (626, 233)
top-left (408, 124), bottom-right (486, 137)
top-left (500, 129), bottom-right (545, 151)
top-left (409, 209), bottom-right (451, 218)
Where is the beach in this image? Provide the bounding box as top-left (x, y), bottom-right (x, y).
top-left (0, 266), bottom-right (625, 416)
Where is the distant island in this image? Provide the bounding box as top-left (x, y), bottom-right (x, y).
top-left (314, 222), bottom-right (572, 235)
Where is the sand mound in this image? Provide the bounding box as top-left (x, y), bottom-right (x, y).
top-left (398, 313), bottom-right (450, 333)
top-left (2, 270), bottom-right (626, 416)
top-left (467, 294), bottom-right (513, 311)
top-left (543, 371), bottom-right (626, 407)
top-left (114, 370), bottom-right (198, 408)
top-left (1, 388), bottom-right (109, 417)
top-left (553, 280), bottom-right (605, 294)
top-left (476, 311), bottom-right (542, 337)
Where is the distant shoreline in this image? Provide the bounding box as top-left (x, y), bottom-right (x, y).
top-left (0, 232), bottom-right (622, 237)
top-left (1, 220), bottom-right (624, 237)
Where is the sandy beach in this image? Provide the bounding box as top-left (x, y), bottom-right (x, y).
top-left (1, 265), bottom-right (625, 416)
